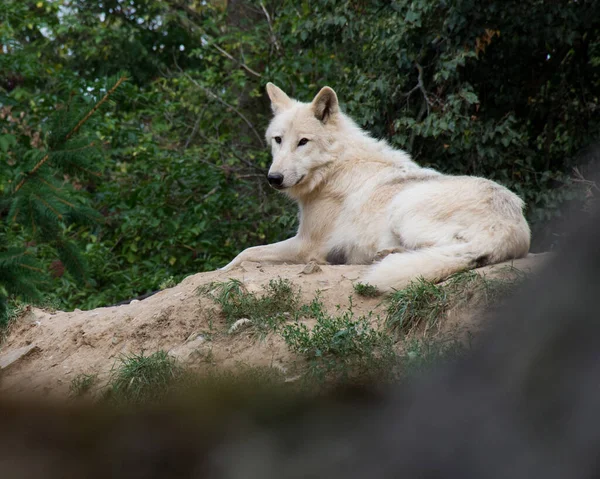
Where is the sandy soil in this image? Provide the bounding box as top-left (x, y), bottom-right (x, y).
top-left (0, 255), bottom-right (547, 397)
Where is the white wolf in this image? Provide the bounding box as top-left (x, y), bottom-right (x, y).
top-left (222, 83), bottom-right (530, 292)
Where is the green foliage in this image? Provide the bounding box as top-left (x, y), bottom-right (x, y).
top-left (69, 373), bottom-right (98, 398)
top-left (386, 270), bottom-right (528, 337)
top-left (353, 282), bottom-right (381, 298)
top-left (202, 278), bottom-right (300, 336)
top-left (104, 350), bottom-right (184, 406)
top-left (0, 299), bottom-right (25, 340)
top-left (1, 0), bottom-right (597, 311)
top-left (387, 279), bottom-right (451, 336)
top-left (159, 276), bottom-right (177, 290)
top-left (282, 296), bottom-right (396, 383)
top-left (0, 75), bottom-right (126, 322)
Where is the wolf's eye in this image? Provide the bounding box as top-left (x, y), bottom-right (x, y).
top-left (298, 138), bottom-right (309, 146)
top-left (274, 136), bottom-right (282, 144)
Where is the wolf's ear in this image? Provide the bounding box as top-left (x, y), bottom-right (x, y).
top-left (266, 83), bottom-right (293, 114)
top-left (311, 86), bottom-right (339, 124)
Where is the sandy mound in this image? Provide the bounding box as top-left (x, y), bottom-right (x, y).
top-left (0, 255), bottom-right (547, 396)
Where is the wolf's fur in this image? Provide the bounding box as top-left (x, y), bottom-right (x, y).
top-left (223, 83), bottom-right (530, 291)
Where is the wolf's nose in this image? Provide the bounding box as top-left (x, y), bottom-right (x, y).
top-left (267, 173), bottom-right (284, 187)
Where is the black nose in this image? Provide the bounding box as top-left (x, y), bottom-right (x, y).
top-left (267, 173), bottom-right (284, 187)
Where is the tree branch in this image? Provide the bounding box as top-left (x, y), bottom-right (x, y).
top-left (177, 66), bottom-right (265, 148)
top-left (14, 76), bottom-right (127, 193)
top-left (260, 2), bottom-right (283, 55)
top-left (170, 1), bottom-right (262, 78)
top-left (415, 63), bottom-right (433, 115)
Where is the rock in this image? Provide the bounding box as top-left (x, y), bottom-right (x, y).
top-left (21, 306), bottom-right (39, 325)
top-left (301, 261), bottom-right (322, 274)
top-left (169, 334), bottom-right (207, 362)
top-left (0, 344), bottom-right (40, 370)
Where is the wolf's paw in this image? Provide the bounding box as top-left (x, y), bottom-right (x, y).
top-left (373, 247), bottom-right (406, 262)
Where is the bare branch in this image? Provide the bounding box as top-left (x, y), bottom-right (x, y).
top-left (415, 63), bottom-right (433, 115)
top-left (169, 1), bottom-right (262, 78)
top-left (176, 66), bottom-right (265, 148)
top-left (260, 2), bottom-right (283, 54)
top-left (397, 63), bottom-right (433, 114)
top-left (184, 108), bottom-right (205, 150)
top-left (209, 41), bottom-right (262, 78)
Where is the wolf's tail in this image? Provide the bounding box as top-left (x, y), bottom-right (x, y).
top-left (362, 224), bottom-right (530, 292)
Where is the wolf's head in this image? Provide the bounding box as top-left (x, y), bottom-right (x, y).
top-left (264, 83), bottom-right (342, 197)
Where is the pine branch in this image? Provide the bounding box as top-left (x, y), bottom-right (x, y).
top-left (56, 240), bottom-right (88, 283)
top-left (34, 194), bottom-right (63, 220)
top-left (13, 76), bottom-right (128, 193)
top-left (65, 76), bottom-right (127, 141)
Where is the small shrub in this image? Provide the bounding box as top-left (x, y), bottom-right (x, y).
top-left (159, 276), bottom-right (177, 290)
top-left (386, 269), bottom-right (527, 337)
top-left (0, 300), bottom-right (24, 342)
top-left (386, 279), bottom-right (450, 336)
top-left (283, 296), bottom-right (396, 383)
top-left (201, 278), bottom-right (300, 336)
top-left (353, 282), bottom-right (381, 297)
top-left (104, 350), bottom-right (184, 406)
top-left (69, 373), bottom-right (98, 398)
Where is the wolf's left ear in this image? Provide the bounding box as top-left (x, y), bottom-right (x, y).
top-left (266, 82), bottom-right (293, 114)
top-left (311, 86), bottom-right (339, 124)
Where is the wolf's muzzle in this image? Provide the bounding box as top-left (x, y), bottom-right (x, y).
top-left (267, 173), bottom-right (285, 188)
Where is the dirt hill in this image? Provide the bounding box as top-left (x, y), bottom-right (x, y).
top-left (0, 255), bottom-right (546, 397)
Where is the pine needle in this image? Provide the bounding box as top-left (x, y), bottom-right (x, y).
top-left (14, 76), bottom-right (128, 193)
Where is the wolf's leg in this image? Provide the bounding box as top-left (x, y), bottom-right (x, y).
top-left (221, 237), bottom-right (305, 271)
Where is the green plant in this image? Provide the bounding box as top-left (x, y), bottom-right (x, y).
top-left (69, 373), bottom-right (98, 398)
top-left (353, 282), bottom-right (381, 298)
top-left (386, 279), bottom-right (451, 336)
top-left (386, 269), bottom-right (528, 337)
top-left (159, 276), bottom-right (177, 290)
top-left (0, 75), bottom-right (127, 322)
top-left (282, 296), bottom-right (396, 383)
top-left (104, 350), bottom-right (184, 406)
top-left (202, 278), bottom-right (300, 336)
top-left (0, 300), bottom-right (24, 341)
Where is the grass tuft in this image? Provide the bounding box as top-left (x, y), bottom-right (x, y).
top-left (104, 350), bottom-right (185, 406)
top-left (353, 282), bottom-right (381, 297)
top-left (386, 278), bottom-right (450, 336)
top-left (386, 269), bottom-right (527, 337)
top-left (201, 278), bottom-right (300, 336)
top-left (69, 373), bottom-right (98, 398)
top-left (1, 301), bottom-right (24, 342)
top-left (159, 275), bottom-right (177, 290)
top-left (283, 295), bottom-right (396, 383)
